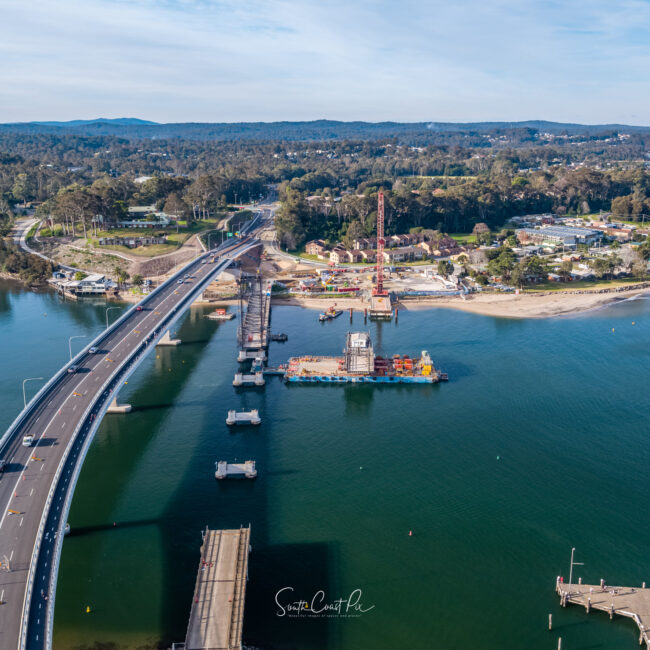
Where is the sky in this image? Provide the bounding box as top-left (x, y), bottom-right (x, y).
top-left (1, 0), bottom-right (650, 124)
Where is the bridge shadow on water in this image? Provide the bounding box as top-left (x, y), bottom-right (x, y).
top-left (56, 306), bottom-right (335, 649)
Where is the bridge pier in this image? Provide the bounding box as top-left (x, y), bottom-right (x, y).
top-left (106, 397), bottom-right (132, 414)
top-left (157, 329), bottom-right (181, 346)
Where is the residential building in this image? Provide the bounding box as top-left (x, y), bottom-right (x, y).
top-left (382, 246), bottom-right (425, 263)
top-left (305, 239), bottom-right (328, 256)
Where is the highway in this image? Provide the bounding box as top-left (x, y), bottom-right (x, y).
top-left (0, 212), bottom-right (269, 650)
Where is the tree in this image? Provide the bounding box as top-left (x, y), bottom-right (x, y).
top-left (437, 260), bottom-right (453, 277)
top-left (116, 269), bottom-right (130, 287)
top-left (132, 274), bottom-right (143, 287)
top-left (558, 260), bottom-right (573, 281)
top-left (74, 271), bottom-right (86, 281)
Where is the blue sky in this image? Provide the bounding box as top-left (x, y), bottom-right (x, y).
top-left (1, 0), bottom-right (649, 124)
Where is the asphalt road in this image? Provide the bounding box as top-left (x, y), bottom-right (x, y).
top-left (0, 227), bottom-right (263, 650)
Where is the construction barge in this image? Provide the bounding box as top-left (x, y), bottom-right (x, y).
top-left (284, 332), bottom-right (448, 384)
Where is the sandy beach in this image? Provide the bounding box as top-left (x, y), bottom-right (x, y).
top-left (272, 285), bottom-right (650, 319)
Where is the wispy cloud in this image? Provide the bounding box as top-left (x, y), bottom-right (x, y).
top-left (0, 0), bottom-right (648, 123)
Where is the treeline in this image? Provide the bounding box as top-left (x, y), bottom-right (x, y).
top-left (275, 167), bottom-right (650, 249)
top-left (0, 240), bottom-right (53, 285)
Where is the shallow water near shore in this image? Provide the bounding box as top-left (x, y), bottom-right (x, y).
top-left (1, 278), bottom-right (649, 649)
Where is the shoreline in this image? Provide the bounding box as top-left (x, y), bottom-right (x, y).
top-left (272, 283), bottom-right (650, 319)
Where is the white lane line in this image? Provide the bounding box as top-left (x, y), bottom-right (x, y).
top-left (9, 550), bottom-right (14, 561)
top-left (40, 464), bottom-right (44, 471)
top-left (1, 589), bottom-right (4, 601)
top-left (30, 488), bottom-right (33, 496)
top-left (20, 518), bottom-right (23, 527)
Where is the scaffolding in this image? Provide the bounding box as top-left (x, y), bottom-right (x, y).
top-left (344, 332), bottom-right (375, 374)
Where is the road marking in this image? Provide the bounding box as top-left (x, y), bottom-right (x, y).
top-left (40, 464), bottom-right (44, 471)
top-left (20, 518), bottom-right (23, 527)
top-left (9, 550), bottom-right (13, 561)
top-left (1, 589), bottom-right (4, 601)
top-left (30, 488), bottom-right (33, 496)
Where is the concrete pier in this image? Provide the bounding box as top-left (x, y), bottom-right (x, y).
top-left (106, 397), bottom-right (132, 413)
top-left (157, 329), bottom-right (181, 346)
top-left (215, 461), bottom-right (257, 479)
top-left (226, 410), bottom-right (261, 426)
top-left (233, 372), bottom-right (265, 387)
top-left (183, 527), bottom-right (251, 650)
top-left (556, 579), bottom-right (650, 648)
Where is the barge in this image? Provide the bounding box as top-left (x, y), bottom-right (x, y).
top-left (206, 308), bottom-right (235, 321)
top-left (319, 305), bottom-right (343, 322)
top-left (284, 332), bottom-right (448, 384)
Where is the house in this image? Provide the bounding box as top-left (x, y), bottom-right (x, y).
top-left (329, 247), bottom-right (348, 265)
top-left (418, 236), bottom-right (461, 257)
top-left (305, 240), bottom-right (328, 256)
top-left (353, 237), bottom-right (377, 250)
top-left (344, 250), bottom-right (364, 263)
top-left (99, 235), bottom-right (167, 248)
top-left (359, 249), bottom-right (376, 263)
top-left (61, 273), bottom-right (117, 296)
top-left (382, 246), bottom-right (425, 263)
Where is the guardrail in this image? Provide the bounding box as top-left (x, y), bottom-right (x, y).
top-left (0, 244), bottom-right (223, 460)
top-left (16, 239), bottom-right (259, 649)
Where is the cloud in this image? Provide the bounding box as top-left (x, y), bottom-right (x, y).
top-left (0, 0), bottom-right (648, 123)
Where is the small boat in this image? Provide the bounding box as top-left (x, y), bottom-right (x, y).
top-left (270, 333), bottom-right (288, 342)
top-left (206, 308), bottom-right (235, 321)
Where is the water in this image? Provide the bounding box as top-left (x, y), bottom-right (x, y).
top-left (1, 278), bottom-right (649, 649)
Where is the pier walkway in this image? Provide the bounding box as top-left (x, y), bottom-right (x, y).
top-left (557, 579), bottom-right (650, 647)
top-left (183, 527), bottom-right (251, 650)
top-left (237, 276), bottom-right (272, 360)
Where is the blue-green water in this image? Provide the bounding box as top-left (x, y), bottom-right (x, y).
top-left (1, 278), bottom-right (649, 649)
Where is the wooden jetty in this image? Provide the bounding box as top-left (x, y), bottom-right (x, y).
top-left (556, 578), bottom-right (650, 648)
top-left (180, 527), bottom-right (251, 650)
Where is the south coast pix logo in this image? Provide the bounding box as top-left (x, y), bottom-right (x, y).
top-left (275, 587), bottom-right (375, 618)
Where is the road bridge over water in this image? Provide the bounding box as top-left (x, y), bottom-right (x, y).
top-left (0, 210), bottom-right (270, 650)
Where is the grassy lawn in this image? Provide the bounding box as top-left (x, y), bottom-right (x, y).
top-left (525, 278), bottom-right (648, 293)
top-left (448, 233), bottom-right (477, 244)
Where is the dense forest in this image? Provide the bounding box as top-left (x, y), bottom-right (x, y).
top-left (0, 121), bottom-right (649, 251)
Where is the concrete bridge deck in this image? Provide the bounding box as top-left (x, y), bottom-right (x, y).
top-left (237, 276), bottom-right (272, 354)
top-left (184, 528), bottom-right (251, 650)
top-left (0, 208), bottom-right (271, 650)
top-left (557, 580), bottom-right (650, 647)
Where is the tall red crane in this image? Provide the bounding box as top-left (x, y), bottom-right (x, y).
top-left (373, 192), bottom-right (387, 296)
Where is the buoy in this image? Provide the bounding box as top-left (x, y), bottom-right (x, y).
top-left (497, 455), bottom-right (500, 460)
top-left (612, 328), bottom-right (615, 332)
top-left (86, 606), bottom-right (91, 614)
top-left (360, 466), bottom-right (363, 470)
top-left (124, 381), bottom-right (128, 385)
top-left (632, 322), bottom-right (635, 325)
top-left (113, 522), bottom-right (116, 527)
top-left (409, 530), bottom-right (413, 537)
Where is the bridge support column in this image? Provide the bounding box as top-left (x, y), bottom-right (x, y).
top-left (157, 329), bottom-right (181, 346)
top-left (106, 397), bottom-right (132, 413)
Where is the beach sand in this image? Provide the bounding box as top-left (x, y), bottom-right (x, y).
top-left (272, 288), bottom-right (649, 319)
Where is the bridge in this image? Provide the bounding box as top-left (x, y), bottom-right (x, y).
top-left (237, 275), bottom-right (273, 362)
top-left (0, 211), bottom-right (270, 650)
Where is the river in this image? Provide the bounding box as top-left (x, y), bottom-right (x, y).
top-left (1, 278), bottom-right (649, 649)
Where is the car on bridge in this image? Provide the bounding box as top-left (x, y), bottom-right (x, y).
top-left (67, 364), bottom-right (79, 373)
top-left (89, 346), bottom-right (99, 354)
top-left (22, 435), bottom-right (34, 447)
top-left (0, 459), bottom-right (6, 472)
top-left (136, 306), bottom-right (144, 311)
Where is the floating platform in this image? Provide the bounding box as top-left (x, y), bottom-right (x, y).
top-left (233, 372), bottom-right (265, 386)
top-left (270, 333), bottom-right (288, 342)
top-left (226, 409), bottom-right (261, 426)
top-left (215, 460), bottom-right (257, 479)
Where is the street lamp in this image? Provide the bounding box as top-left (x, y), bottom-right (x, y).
top-left (68, 335), bottom-right (87, 361)
top-left (105, 306), bottom-right (122, 329)
top-left (568, 547), bottom-right (584, 592)
top-left (22, 377), bottom-right (44, 408)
